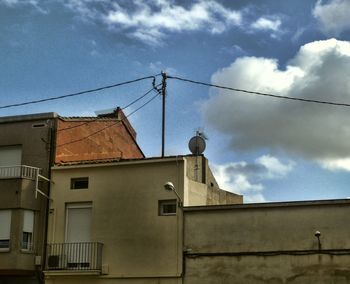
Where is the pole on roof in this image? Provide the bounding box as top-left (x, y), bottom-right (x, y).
top-left (161, 71), bottom-right (167, 158)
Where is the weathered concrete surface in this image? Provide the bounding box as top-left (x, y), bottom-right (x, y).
top-left (184, 200), bottom-right (350, 283)
top-left (185, 254), bottom-right (350, 284)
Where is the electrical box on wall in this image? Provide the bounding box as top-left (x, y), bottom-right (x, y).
top-left (35, 255), bottom-right (42, 266)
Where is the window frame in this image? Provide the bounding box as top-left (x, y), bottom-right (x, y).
top-left (21, 210), bottom-right (35, 252)
top-left (159, 199), bottom-right (177, 216)
top-left (70, 177), bottom-right (89, 190)
top-left (65, 202), bottom-right (92, 243)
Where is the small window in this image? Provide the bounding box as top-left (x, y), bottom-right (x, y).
top-left (159, 200), bottom-right (177, 216)
top-left (71, 177), bottom-right (89, 189)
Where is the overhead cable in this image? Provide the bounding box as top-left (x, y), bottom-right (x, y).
top-left (167, 75), bottom-right (350, 107)
top-left (56, 91), bottom-right (159, 148)
top-left (0, 74), bottom-right (160, 110)
top-left (58, 84), bottom-right (161, 132)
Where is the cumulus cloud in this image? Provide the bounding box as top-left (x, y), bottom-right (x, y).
top-left (313, 0), bottom-right (350, 35)
top-left (103, 0), bottom-right (241, 45)
top-left (212, 155), bottom-right (294, 203)
top-left (251, 16), bottom-right (281, 32)
top-left (59, 0), bottom-right (242, 45)
top-left (202, 39), bottom-right (350, 171)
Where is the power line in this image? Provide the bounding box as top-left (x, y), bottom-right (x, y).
top-left (58, 84), bottom-right (161, 132)
top-left (0, 74), bottom-right (160, 110)
top-left (56, 91), bottom-right (159, 148)
top-left (167, 75), bottom-right (350, 107)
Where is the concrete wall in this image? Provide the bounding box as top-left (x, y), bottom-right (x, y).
top-left (0, 116), bottom-right (55, 276)
top-left (185, 156), bottom-right (242, 206)
top-left (184, 200), bottom-right (350, 283)
top-left (46, 158), bottom-right (185, 283)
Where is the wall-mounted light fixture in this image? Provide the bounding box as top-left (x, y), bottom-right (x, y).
top-left (164, 182), bottom-right (183, 207)
top-left (315, 230), bottom-right (321, 250)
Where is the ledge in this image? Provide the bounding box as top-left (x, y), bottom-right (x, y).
top-left (44, 270), bottom-right (101, 277)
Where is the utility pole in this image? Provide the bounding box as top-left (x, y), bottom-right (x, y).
top-left (161, 71), bottom-right (167, 158)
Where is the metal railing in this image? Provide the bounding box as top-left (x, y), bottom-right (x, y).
top-left (0, 165), bottom-right (39, 180)
top-left (46, 242), bottom-right (103, 271)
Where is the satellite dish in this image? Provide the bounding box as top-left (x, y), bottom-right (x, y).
top-left (188, 134), bottom-right (206, 155)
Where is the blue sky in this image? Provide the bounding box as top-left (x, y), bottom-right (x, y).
top-left (1, 0), bottom-right (350, 203)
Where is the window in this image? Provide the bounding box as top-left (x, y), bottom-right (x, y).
top-left (22, 210), bottom-right (34, 251)
top-left (159, 200), bottom-right (177, 216)
top-left (0, 210), bottom-right (11, 251)
top-left (66, 203), bottom-right (92, 243)
top-left (0, 145), bottom-right (22, 167)
top-left (71, 177), bottom-right (89, 189)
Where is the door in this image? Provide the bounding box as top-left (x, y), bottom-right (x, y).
top-left (65, 203), bottom-right (92, 268)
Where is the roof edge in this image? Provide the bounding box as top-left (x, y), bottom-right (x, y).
top-left (184, 198), bottom-right (350, 211)
top-left (0, 112), bottom-right (58, 123)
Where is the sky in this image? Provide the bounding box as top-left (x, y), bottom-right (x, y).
top-left (1, 0), bottom-right (350, 203)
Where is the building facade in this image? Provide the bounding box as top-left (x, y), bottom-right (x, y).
top-left (44, 156), bottom-right (242, 283)
top-left (0, 109), bottom-right (144, 283)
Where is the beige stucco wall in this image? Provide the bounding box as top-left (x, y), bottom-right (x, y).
top-left (184, 200), bottom-right (350, 283)
top-left (185, 156), bottom-right (242, 206)
top-left (47, 159), bottom-right (185, 282)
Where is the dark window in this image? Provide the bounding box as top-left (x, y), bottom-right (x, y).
top-left (71, 178), bottom-right (89, 189)
top-left (0, 240), bottom-right (9, 249)
top-left (21, 232), bottom-right (33, 251)
top-left (159, 200), bottom-right (177, 216)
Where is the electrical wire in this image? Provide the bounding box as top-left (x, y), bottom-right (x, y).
top-left (56, 91), bottom-right (160, 148)
top-left (0, 74), bottom-right (160, 110)
top-left (167, 75), bottom-right (350, 107)
top-left (58, 84), bottom-right (161, 132)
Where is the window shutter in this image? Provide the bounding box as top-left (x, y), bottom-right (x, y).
top-left (0, 210), bottom-right (11, 239)
top-left (0, 146), bottom-right (22, 166)
top-left (66, 206), bottom-right (91, 243)
top-left (23, 210), bottom-right (34, 233)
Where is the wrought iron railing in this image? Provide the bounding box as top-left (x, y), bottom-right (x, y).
top-left (46, 242), bottom-right (103, 271)
top-left (0, 165), bottom-right (39, 180)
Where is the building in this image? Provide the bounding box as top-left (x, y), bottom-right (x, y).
top-left (44, 155), bottom-right (242, 283)
top-left (0, 108), bottom-right (144, 283)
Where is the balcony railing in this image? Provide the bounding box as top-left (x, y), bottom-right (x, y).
top-left (46, 242), bottom-right (103, 271)
top-left (0, 165), bottom-right (39, 180)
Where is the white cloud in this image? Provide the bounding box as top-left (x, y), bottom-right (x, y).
top-left (212, 155), bottom-right (294, 203)
top-left (251, 17), bottom-right (281, 32)
top-left (313, 0), bottom-right (350, 35)
top-left (149, 61), bottom-right (177, 75)
top-left (62, 0), bottom-right (241, 45)
top-left (318, 158), bottom-right (350, 171)
top-left (0, 0), bottom-right (47, 13)
top-left (202, 39), bottom-right (350, 171)
top-left (104, 1), bottom-right (241, 45)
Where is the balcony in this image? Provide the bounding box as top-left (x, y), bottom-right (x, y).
top-left (46, 242), bottom-right (103, 272)
top-left (0, 165), bottom-right (39, 180)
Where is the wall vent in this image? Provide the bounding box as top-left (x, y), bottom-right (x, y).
top-left (32, 123), bottom-right (47, 128)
